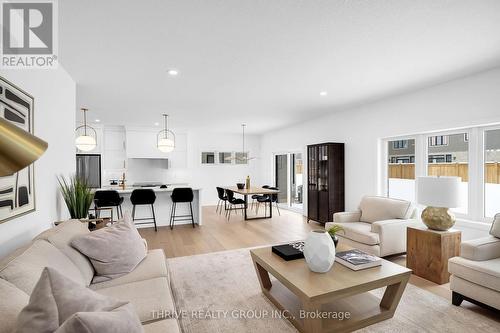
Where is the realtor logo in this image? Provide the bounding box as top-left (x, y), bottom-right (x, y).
top-left (1, 0), bottom-right (58, 68)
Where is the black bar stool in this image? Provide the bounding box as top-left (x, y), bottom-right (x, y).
top-left (170, 188), bottom-right (195, 229)
top-left (216, 187), bottom-right (227, 214)
top-left (94, 190), bottom-right (124, 221)
top-left (130, 189), bottom-right (157, 231)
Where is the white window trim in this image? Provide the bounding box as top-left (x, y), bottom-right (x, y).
top-left (381, 126), bottom-right (500, 224)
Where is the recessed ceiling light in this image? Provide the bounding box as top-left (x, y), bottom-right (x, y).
top-left (154, 122), bottom-right (160, 126)
top-left (319, 91), bottom-right (328, 96)
top-left (95, 119), bottom-right (101, 123)
top-left (167, 69), bottom-right (179, 76)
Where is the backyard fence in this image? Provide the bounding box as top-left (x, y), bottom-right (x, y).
top-left (388, 162), bottom-right (500, 184)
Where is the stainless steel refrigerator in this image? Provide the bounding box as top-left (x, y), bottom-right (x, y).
top-left (76, 154), bottom-right (101, 188)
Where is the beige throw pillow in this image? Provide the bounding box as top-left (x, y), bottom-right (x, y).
top-left (16, 267), bottom-right (143, 333)
top-left (71, 222), bottom-right (147, 282)
top-left (359, 196), bottom-right (412, 223)
top-left (490, 213), bottom-right (500, 238)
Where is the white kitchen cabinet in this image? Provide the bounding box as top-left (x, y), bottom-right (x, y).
top-left (168, 151), bottom-right (187, 168)
top-left (103, 150), bottom-right (127, 170)
top-left (126, 127), bottom-right (187, 160)
top-left (102, 127), bottom-right (126, 171)
top-left (104, 128), bottom-right (126, 151)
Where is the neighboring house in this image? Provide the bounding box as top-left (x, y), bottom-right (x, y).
top-left (388, 132), bottom-right (500, 164)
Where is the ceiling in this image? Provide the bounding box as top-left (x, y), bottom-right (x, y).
top-left (60, 0), bottom-right (500, 134)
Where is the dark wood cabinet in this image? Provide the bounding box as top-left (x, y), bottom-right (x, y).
top-left (307, 143), bottom-right (345, 224)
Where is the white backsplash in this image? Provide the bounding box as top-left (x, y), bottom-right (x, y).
top-left (125, 159), bottom-right (169, 185)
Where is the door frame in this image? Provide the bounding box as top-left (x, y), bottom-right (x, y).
top-left (272, 151), bottom-right (304, 213)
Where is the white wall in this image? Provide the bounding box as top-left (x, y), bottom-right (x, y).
top-left (0, 68), bottom-right (76, 257)
top-left (182, 130), bottom-right (262, 205)
top-left (260, 68), bottom-right (500, 238)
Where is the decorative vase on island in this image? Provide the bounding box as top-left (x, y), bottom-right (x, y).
top-left (303, 230), bottom-right (336, 273)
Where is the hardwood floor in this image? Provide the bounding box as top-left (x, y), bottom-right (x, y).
top-left (138, 205), bottom-right (318, 258)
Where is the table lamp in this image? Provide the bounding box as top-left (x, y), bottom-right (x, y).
top-left (0, 117), bottom-right (48, 177)
top-left (417, 176), bottom-right (461, 231)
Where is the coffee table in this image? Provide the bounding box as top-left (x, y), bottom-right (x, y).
top-left (250, 245), bottom-right (411, 333)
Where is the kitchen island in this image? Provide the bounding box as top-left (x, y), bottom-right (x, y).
top-left (94, 186), bottom-right (202, 227)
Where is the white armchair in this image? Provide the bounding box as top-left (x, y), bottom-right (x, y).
top-left (448, 216), bottom-right (500, 310)
top-left (325, 196), bottom-right (418, 257)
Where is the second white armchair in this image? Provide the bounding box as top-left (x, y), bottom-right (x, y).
top-left (325, 196), bottom-right (419, 257)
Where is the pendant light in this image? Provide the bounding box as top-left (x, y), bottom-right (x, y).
top-left (157, 114), bottom-right (175, 153)
top-left (225, 124), bottom-right (256, 162)
top-left (75, 108), bottom-right (97, 152)
top-left (0, 117), bottom-right (48, 176)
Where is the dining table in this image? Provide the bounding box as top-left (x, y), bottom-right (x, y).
top-left (223, 186), bottom-right (280, 220)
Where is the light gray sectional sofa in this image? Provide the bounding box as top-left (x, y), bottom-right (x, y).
top-left (0, 220), bottom-right (180, 333)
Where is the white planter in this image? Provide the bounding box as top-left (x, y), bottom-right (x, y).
top-left (303, 230), bottom-right (336, 273)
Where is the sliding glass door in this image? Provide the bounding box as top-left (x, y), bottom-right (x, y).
top-left (274, 152), bottom-right (303, 211)
top-left (275, 154), bottom-right (288, 204)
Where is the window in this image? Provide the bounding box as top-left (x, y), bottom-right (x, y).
top-left (387, 139), bottom-right (415, 202)
top-left (484, 129), bottom-right (500, 217)
top-left (383, 127), bottom-right (500, 221)
top-left (427, 133), bottom-right (468, 214)
top-left (428, 154), bottom-right (453, 163)
top-left (201, 152), bottom-right (215, 164)
top-left (219, 152), bottom-right (232, 164)
top-left (392, 140), bottom-right (408, 149)
top-left (428, 135), bottom-right (449, 147)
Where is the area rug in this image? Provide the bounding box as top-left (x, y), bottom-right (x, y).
top-left (167, 249), bottom-right (500, 333)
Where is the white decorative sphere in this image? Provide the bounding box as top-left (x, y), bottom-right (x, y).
top-left (303, 230), bottom-right (336, 273)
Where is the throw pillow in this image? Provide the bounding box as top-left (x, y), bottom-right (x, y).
top-left (490, 213), bottom-right (500, 238)
top-left (16, 267), bottom-right (143, 333)
top-left (71, 221), bottom-right (147, 282)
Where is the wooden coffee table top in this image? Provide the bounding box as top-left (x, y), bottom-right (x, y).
top-left (251, 244), bottom-right (411, 301)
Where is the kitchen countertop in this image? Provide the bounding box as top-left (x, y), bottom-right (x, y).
top-left (95, 186), bottom-right (201, 194)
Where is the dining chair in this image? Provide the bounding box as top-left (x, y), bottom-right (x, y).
top-left (216, 187), bottom-right (228, 214)
top-left (251, 185), bottom-right (270, 210)
top-left (256, 187), bottom-right (280, 216)
top-left (225, 189), bottom-right (245, 220)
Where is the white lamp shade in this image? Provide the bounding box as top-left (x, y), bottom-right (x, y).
top-left (417, 176), bottom-right (461, 208)
top-left (157, 137), bottom-right (175, 153)
top-left (75, 135), bottom-right (96, 152)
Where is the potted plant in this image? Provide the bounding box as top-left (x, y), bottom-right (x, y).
top-left (58, 175), bottom-right (94, 219)
top-left (326, 225), bottom-right (344, 248)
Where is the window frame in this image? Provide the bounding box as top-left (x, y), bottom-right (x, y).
top-left (482, 125), bottom-right (500, 219)
top-left (380, 125), bottom-right (500, 223)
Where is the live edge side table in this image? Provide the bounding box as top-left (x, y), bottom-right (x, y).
top-left (407, 226), bottom-right (461, 284)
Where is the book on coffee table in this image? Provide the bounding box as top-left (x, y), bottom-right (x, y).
top-left (335, 249), bottom-right (381, 270)
top-left (272, 242), bottom-right (304, 261)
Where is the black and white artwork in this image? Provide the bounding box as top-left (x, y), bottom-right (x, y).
top-left (0, 77), bottom-right (36, 223)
